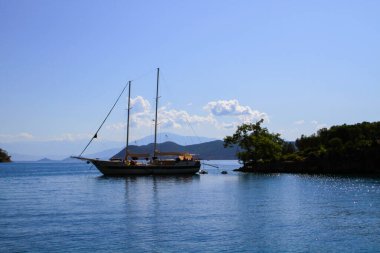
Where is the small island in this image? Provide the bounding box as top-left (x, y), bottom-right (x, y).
top-left (224, 120), bottom-right (380, 175)
top-left (0, 148), bottom-right (12, 163)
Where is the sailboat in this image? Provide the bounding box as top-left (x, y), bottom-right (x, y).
top-left (73, 68), bottom-right (201, 175)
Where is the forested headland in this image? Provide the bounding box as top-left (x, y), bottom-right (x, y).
top-left (224, 121), bottom-right (380, 174)
top-left (0, 148), bottom-right (11, 162)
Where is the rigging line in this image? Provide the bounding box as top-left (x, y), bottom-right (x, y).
top-left (184, 117), bottom-right (202, 144)
top-left (202, 162), bottom-right (219, 168)
top-left (184, 117), bottom-right (204, 158)
top-left (79, 82), bottom-right (130, 157)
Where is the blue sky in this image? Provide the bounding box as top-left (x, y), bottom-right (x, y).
top-left (1, 0), bottom-right (380, 156)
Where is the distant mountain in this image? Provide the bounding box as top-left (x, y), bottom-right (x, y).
top-left (37, 158), bottom-right (56, 163)
top-left (84, 147), bottom-right (123, 160)
top-left (9, 153), bottom-right (46, 162)
top-left (131, 132), bottom-right (218, 146)
top-left (2, 133), bottom-right (220, 161)
top-left (113, 140), bottom-right (238, 160)
top-left (1, 140), bottom-right (125, 161)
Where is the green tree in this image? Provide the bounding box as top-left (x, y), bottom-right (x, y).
top-left (224, 119), bottom-right (284, 165)
top-left (0, 148), bottom-right (11, 162)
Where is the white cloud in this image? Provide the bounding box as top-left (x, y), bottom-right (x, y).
top-left (130, 112), bottom-right (154, 128)
top-left (19, 132), bottom-right (34, 140)
top-left (218, 122), bottom-right (237, 129)
top-left (121, 96), bottom-right (219, 130)
top-left (124, 97), bottom-right (269, 132)
top-left (158, 109), bottom-right (215, 129)
top-left (49, 133), bottom-right (92, 142)
top-left (0, 97), bottom-right (269, 144)
top-left (127, 96), bottom-right (154, 128)
top-left (0, 132), bottom-right (35, 142)
top-left (204, 99), bottom-right (251, 116)
top-left (294, 120), bottom-right (305, 125)
top-left (60, 96), bottom-right (270, 141)
top-left (311, 120), bottom-right (318, 125)
top-left (310, 120), bottom-right (328, 131)
top-left (130, 96), bottom-right (151, 113)
top-left (204, 99), bottom-right (268, 122)
top-left (106, 123), bottom-right (126, 131)
top-left (0, 132), bottom-right (94, 142)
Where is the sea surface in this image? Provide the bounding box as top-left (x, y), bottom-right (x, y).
top-left (1, 161), bottom-right (380, 252)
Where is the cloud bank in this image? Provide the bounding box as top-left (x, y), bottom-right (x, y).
top-left (0, 132), bottom-right (35, 142)
top-left (204, 99), bottom-right (268, 122)
top-left (106, 97), bottom-right (269, 132)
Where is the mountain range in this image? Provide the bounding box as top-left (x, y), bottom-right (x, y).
top-left (130, 132), bottom-right (217, 146)
top-left (112, 140), bottom-right (237, 160)
top-left (18, 140), bottom-right (237, 162)
top-left (1, 133), bottom-right (229, 161)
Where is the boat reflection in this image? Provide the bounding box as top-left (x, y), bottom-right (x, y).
top-left (97, 174), bottom-right (200, 183)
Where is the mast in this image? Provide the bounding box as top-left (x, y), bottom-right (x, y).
top-left (125, 81), bottom-right (131, 161)
top-left (153, 68), bottom-right (160, 158)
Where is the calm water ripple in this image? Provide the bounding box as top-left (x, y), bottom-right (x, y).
top-left (1, 161), bottom-right (379, 252)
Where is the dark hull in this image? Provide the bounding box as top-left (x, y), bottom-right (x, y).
top-left (91, 160), bottom-right (200, 176)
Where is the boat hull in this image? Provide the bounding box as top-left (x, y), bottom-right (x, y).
top-left (91, 160), bottom-right (201, 176)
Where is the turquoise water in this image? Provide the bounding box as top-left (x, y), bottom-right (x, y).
top-left (1, 161), bottom-right (380, 252)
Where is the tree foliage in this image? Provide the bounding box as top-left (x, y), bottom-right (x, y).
top-left (224, 120), bottom-right (380, 173)
top-left (295, 121), bottom-right (380, 161)
top-left (224, 119), bottom-right (284, 165)
top-left (0, 148), bottom-right (11, 162)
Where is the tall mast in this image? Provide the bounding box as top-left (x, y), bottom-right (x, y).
top-left (125, 81), bottom-right (131, 161)
top-left (153, 68), bottom-right (160, 158)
